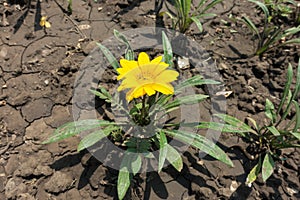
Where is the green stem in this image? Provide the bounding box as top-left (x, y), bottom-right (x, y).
top-left (141, 95), bottom-right (146, 124)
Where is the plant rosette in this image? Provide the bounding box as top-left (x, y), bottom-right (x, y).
top-left (43, 28), bottom-right (232, 199)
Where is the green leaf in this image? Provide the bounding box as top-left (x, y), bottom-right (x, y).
top-left (292, 100), bottom-right (300, 132)
top-left (294, 58), bottom-right (300, 98)
top-left (247, 117), bottom-right (258, 130)
top-left (201, 0), bottom-right (223, 13)
top-left (90, 87), bottom-right (112, 103)
top-left (164, 94), bottom-right (209, 111)
top-left (266, 126), bottom-right (280, 136)
top-left (165, 144), bottom-right (183, 172)
top-left (162, 31), bottom-right (174, 67)
top-left (249, 0), bottom-right (270, 21)
top-left (117, 167), bottom-right (131, 200)
top-left (281, 26), bottom-right (300, 38)
top-left (182, 0), bottom-right (191, 19)
top-left (43, 120), bottom-right (115, 144)
top-left (290, 132), bottom-right (300, 140)
top-left (265, 99), bottom-right (276, 123)
top-left (77, 125), bottom-right (120, 152)
top-left (190, 16), bottom-right (203, 32)
top-left (113, 29), bottom-right (134, 60)
top-left (262, 153), bottom-right (275, 182)
top-left (277, 64), bottom-right (293, 114)
top-left (242, 16), bottom-right (260, 36)
top-left (164, 129), bottom-right (234, 167)
top-left (158, 131), bottom-right (168, 172)
top-left (159, 11), bottom-right (175, 19)
top-left (175, 75), bottom-right (220, 91)
top-left (214, 114), bottom-right (256, 134)
top-left (282, 38), bottom-right (300, 45)
top-left (246, 157), bottom-right (262, 186)
top-left (97, 43), bottom-right (120, 70)
top-left (67, 0), bottom-right (73, 14)
top-left (197, 122), bottom-right (248, 137)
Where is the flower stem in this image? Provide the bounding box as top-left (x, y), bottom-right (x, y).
top-left (141, 95), bottom-right (146, 124)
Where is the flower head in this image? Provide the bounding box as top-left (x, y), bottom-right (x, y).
top-left (40, 16), bottom-right (51, 28)
top-left (117, 52), bottom-right (179, 101)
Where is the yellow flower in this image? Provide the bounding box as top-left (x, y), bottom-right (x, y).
top-left (40, 16), bottom-right (51, 28)
top-left (117, 52), bottom-right (179, 101)
top-left (117, 52), bottom-right (168, 80)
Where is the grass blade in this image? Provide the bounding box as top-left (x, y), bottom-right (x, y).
top-left (267, 126), bottom-right (280, 136)
top-left (202, 0), bottom-right (223, 13)
top-left (190, 16), bottom-right (203, 32)
top-left (290, 132), bottom-right (300, 140)
top-left (292, 100), bottom-right (300, 132)
top-left (277, 64), bottom-right (293, 114)
top-left (249, 0), bottom-right (270, 21)
top-left (242, 16), bottom-right (260, 36)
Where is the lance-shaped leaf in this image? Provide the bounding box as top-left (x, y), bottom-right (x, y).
top-left (165, 144), bottom-right (183, 172)
top-left (164, 129), bottom-right (233, 167)
top-left (164, 94), bottom-right (209, 111)
top-left (113, 29), bottom-right (134, 60)
top-left (158, 131), bottom-right (168, 172)
top-left (77, 125), bottom-right (120, 152)
top-left (162, 31), bottom-right (174, 68)
top-left (262, 152), bottom-right (275, 182)
top-left (43, 120), bottom-right (116, 144)
top-left (246, 156), bottom-right (262, 186)
top-left (175, 75), bottom-right (220, 91)
top-left (97, 43), bottom-right (120, 70)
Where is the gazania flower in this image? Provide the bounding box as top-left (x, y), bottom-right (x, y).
top-left (117, 52), bottom-right (179, 101)
top-left (40, 16), bottom-right (51, 28)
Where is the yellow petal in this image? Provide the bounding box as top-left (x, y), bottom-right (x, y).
top-left (134, 87), bottom-right (146, 99)
top-left (150, 55), bottom-right (163, 64)
top-left (138, 52), bottom-right (150, 66)
top-left (155, 70), bottom-right (179, 83)
top-left (117, 59), bottom-right (138, 80)
top-left (120, 59), bottom-right (138, 69)
top-left (126, 88), bottom-right (135, 101)
top-left (45, 21), bottom-right (51, 28)
top-left (143, 85), bottom-right (156, 96)
top-left (152, 83), bottom-right (174, 94)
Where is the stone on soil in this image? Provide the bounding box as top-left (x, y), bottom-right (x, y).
top-left (0, 105), bottom-right (28, 134)
top-left (21, 98), bottom-right (53, 122)
top-left (44, 171), bottom-right (74, 194)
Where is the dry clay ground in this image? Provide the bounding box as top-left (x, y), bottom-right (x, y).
top-left (0, 0), bottom-right (299, 199)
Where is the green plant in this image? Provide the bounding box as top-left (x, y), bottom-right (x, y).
top-left (242, 0), bottom-right (300, 56)
top-left (264, 0), bottom-right (296, 20)
top-left (160, 0), bottom-right (223, 33)
top-left (198, 59), bottom-right (300, 185)
top-left (43, 30), bottom-right (233, 199)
